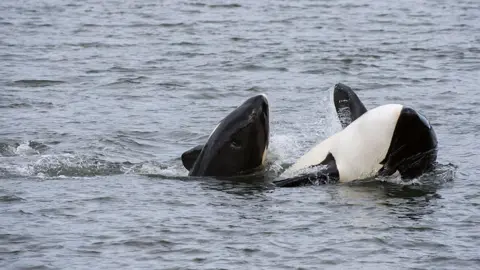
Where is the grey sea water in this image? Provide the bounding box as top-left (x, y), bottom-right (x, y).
top-left (1, 0), bottom-right (479, 269)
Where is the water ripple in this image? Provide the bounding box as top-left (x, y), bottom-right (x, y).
top-left (8, 80), bottom-right (65, 87)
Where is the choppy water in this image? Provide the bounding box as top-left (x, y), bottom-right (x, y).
top-left (1, 0), bottom-right (479, 269)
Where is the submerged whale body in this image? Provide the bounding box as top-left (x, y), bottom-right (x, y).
top-left (274, 83), bottom-right (438, 187)
top-left (182, 94), bottom-right (270, 178)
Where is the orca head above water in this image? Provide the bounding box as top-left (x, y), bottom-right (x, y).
top-left (187, 94), bottom-right (270, 177)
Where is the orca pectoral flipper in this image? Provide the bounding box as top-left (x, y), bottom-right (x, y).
top-left (333, 83), bottom-right (368, 128)
top-left (181, 144), bottom-right (204, 171)
top-left (273, 172), bottom-right (332, 187)
top-left (274, 153), bottom-right (339, 187)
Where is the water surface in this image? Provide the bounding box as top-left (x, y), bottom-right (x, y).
top-left (1, 0), bottom-right (479, 269)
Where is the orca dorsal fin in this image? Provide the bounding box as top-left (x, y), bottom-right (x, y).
top-left (181, 144), bottom-right (204, 171)
top-left (333, 83), bottom-right (368, 128)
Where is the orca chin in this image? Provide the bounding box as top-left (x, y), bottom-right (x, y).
top-left (181, 94), bottom-right (270, 178)
top-left (274, 83), bottom-right (437, 187)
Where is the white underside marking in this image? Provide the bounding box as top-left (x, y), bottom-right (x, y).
top-left (262, 146), bottom-right (268, 165)
top-left (281, 104), bottom-right (403, 182)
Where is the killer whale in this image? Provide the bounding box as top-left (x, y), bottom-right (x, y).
top-left (183, 94), bottom-right (269, 177)
top-left (274, 83), bottom-right (437, 187)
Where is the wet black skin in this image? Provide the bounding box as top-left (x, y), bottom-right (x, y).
top-left (187, 95), bottom-right (269, 177)
top-left (274, 83), bottom-right (437, 187)
top-left (377, 106), bottom-right (438, 179)
top-left (333, 83), bottom-right (368, 128)
top-left (181, 145), bottom-right (203, 171)
top-left (273, 153), bottom-right (339, 187)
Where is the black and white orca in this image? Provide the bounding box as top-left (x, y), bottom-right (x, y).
top-left (182, 94), bottom-right (269, 177)
top-left (274, 83), bottom-right (437, 187)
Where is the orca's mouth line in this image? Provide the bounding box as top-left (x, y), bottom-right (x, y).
top-left (262, 102), bottom-right (269, 119)
top-left (235, 163), bottom-right (266, 177)
top-left (263, 109), bottom-right (268, 121)
top-left (261, 107), bottom-right (269, 150)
